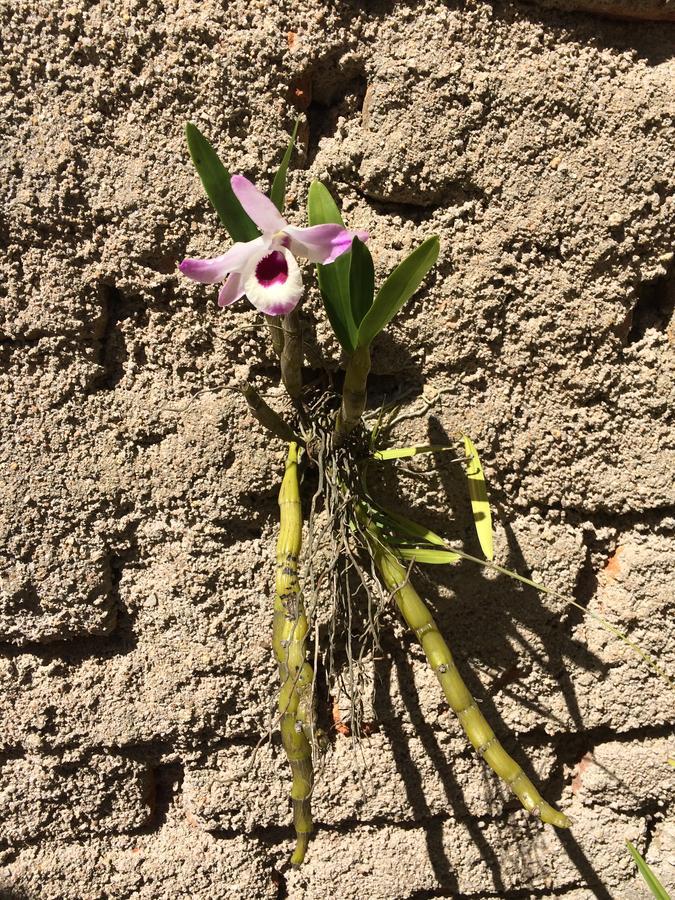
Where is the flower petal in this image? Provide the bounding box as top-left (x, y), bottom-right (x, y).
top-left (217, 272), bottom-right (245, 308)
top-left (230, 175), bottom-right (287, 235)
top-left (284, 224), bottom-right (370, 264)
top-left (242, 246), bottom-right (303, 316)
top-left (179, 237), bottom-right (266, 284)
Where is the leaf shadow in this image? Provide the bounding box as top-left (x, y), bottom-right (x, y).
top-left (359, 411), bottom-right (615, 893)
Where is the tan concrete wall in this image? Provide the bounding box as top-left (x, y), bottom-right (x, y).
top-left (1, 1), bottom-right (673, 897)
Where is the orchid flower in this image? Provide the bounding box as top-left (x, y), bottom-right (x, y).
top-left (180, 175), bottom-right (368, 316)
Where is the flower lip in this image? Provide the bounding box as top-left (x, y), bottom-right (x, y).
top-left (255, 250), bottom-right (288, 288)
top-left (243, 246), bottom-right (303, 315)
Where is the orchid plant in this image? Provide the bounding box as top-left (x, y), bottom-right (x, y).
top-left (178, 121), bottom-right (670, 869)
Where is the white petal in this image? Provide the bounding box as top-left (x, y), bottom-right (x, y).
top-left (242, 247), bottom-right (303, 316)
top-left (284, 224), bottom-right (369, 264)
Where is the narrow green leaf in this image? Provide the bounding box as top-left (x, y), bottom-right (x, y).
top-left (349, 237), bottom-right (375, 328)
top-left (669, 758), bottom-right (675, 768)
top-left (626, 842), bottom-right (671, 900)
top-left (379, 507), bottom-right (448, 548)
top-left (398, 547), bottom-right (461, 564)
top-left (462, 434), bottom-right (494, 561)
top-left (270, 118), bottom-right (299, 212)
top-left (356, 236), bottom-right (440, 348)
top-left (372, 443), bottom-right (456, 461)
top-left (185, 123), bottom-right (259, 242)
top-left (307, 181), bottom-right (356, 351)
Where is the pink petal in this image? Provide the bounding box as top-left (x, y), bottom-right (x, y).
top-left (217, 272), bottom-right (245, 308)
top-left (179, 237), bottom-right (266, 284)
top-left (284, 224), bottom-right (369, 264)
top-left (230, 175), bottom-right (287, 234)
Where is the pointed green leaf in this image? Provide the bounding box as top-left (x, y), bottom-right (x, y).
top-left (185, 123), bottom-right (259, 243)
top-left (356, 236), bottom-right (439, 348)
top-left (379, 506), bottom-right (448, 548)
top-left (270, 118), bottom-right (299, 212)
top-left (462, 434), bottom-right (494, 561)
top-left (626, 842), bottom-right (670, 900)
top-left (397, 547), bottom-right (461, 564)
top-left (307, 181), bottom-right (356, 351)
top-left (372, 443), bottom-right (455, 461)
top-left (349, 237), bottom-right (375, 328)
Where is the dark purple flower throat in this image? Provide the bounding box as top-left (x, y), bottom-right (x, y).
top-left (255, 251), bottom-right (288, 287)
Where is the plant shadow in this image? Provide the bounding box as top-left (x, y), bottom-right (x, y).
top-left (355, 413), bottom-right (616, 894)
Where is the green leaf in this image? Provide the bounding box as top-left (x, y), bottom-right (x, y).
top-left (462, 434), bottom-right (494, 561)
top-left (356, 236), bottom-right (439, 348)
top-left (379, 506), bottom-right (448, 548)
top-left (398, 547), bottom-right (461, 564)
top-left (307, 181), bottom-right (356, 351)
top-left (185, 123), bottom-right (259, 243)
top-left (349, 237), bottom-right (375, 328)
top-left (626, 842), bottom-right (671, 900)
top-left (270, 118), bottom-right (299, 212)
top-left (372, 443), bottom-right (456, 461)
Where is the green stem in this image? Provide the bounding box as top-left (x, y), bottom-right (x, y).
top-left (373, 543), bottom-right (571, 829)
top-left (336, 344), bottom-right (371, 441)
top-left (241, 384), bottom-right (301, 444)
top-left (274, 442), bottom-right (315, 865)
top-left (280, 309), bottom-right (303, 400)
top-left (265, 314), bottom-right (285, 357)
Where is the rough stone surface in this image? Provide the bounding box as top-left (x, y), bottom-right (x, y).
top-left (1, 0), bottom-right (673, 898)
top-left (0, 753), bottom-right (153, 847)
top-left (183, 738), bottom-right (562, 830)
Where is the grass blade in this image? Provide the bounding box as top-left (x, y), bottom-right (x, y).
top-left (349, 237), bottom-right (375, 328)
top-left (462, 434), bottom-right (493, 561)
top-left (378, 506), bottom-right (448, 548)
top-left (626, 842), bottom-right (671, 900)
top-left (398, 547), bottom-right (461, 564)
top-left (372, 443), bottom-right (457, 461)
top-left (307, 181), bottom-right (356, 351)
top-left (413, 537), bottom-right (674, 689)
top-left (270, 118), bottom-right (299, 212)
top-left (356, 236), bottom-right (439, 348)
top-left (185, 123), bottom-right (258, 242)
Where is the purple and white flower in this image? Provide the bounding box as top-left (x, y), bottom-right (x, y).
top-left (180, 175), bottom-right (368, 316)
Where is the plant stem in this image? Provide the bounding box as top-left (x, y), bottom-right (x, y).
top-left (280, 309), bottom-right (303, 400)
top-left (274, 442), bottom-right (315, 865)
top-left (265, 314), bottom-right (285, 357)
top-left (373, 543), bottom-right (571, 829)
top-left (335, 344), bottom-right (371, 441)
top-left (241, 384), bottom-right (302, 444)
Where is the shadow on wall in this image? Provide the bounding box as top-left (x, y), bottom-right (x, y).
top-left (359, 412), bottom-right (613, 895)
top-left (341, 0), bottom-right (675, 66)
top-left (430, 418), bottom-right (615, 894)
top-left (470, 0), bottom-right (675, 66)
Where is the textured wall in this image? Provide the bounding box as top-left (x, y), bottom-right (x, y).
top-left (1, 0), bottom-right (674, 898)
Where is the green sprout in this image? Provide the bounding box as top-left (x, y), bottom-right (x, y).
top-left (626, 841), bottom-right (671, 900)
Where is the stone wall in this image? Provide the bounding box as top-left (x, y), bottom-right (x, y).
top-left (1, 1), bottom-right (673, 897)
